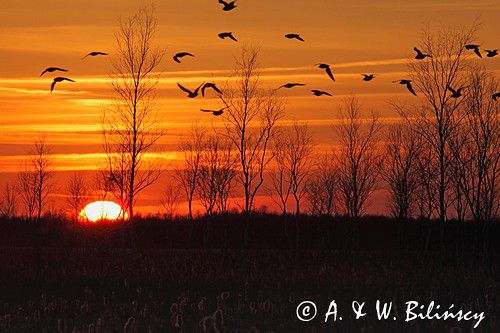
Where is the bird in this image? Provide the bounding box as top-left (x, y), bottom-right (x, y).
top-left (311, 90), bottom-right (332, 97)
top-left (218, 32), bottom-right (238, 42)
top-left (82, 51), bottom-right (109, 59)
top-left (278, 83), bottom-right (306, 89)
top-left (393, 80), bottom-right (417, 96)
top-left (414, 47), bottom-right (431, 60)
top-left (361, 74), bottom-right (375, 81)
top-left (465, 44), bottom-right (482, 58)
top-left (493, 92), bottom-right (499, 101)
top-left (201, 107), bottom-right (226, 116)
top-left (447, 86), bottom-right (466, 98)
top-left (485, 49), bottom-right (498, 58)
top-left (202, 83), bottom-right (223, 97)
top-left (285, 34), bottom-right (304, 42)
top-left (177, 83), bottom-right (204, 98)
top-left (218, 0), bottom-right (237, 11)
top-left (40, 67), bottom-right (68, 77)
top-left (316, 64), bottom-right (335, 82)
top-left (50, 77), bottom-right (75, 92)
top-left (173, 52), bottom-right (194, 63)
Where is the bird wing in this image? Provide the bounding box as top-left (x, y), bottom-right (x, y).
top-left (228, 33), bottom-right (237, 41)
top-left (81, 53), bottom-right (90, 60)
top-left (173, 55), bottom-right (180, 63)
top-left (447, 86), bottom-right (457, 94)
top-left (211, 84), bottom-right (222, 94)
top-left (40, 69), bottom-right (48, 77)
top-left (413, 47), bottom-right (421, 54)
top-left (50, 81), bottom-right (57, 92)
top-left (474, 48), bottom-right (482, 58)
top-left (64, 78), bottom-right (75, 82)
top-left (177, 83), bottom-right (192, 94)
top-left (406, 83), bottom-right (417, 96)
top-left (193, 83), bottom-right (205, 94)
top-left (325, 67), bottom-right (335, 82)
top-left (218, 0), bottom-right (229, 5)
top-left (200, 109), bottom-right (214, 113)
top-left (297, 35), bottom-right (305, 42)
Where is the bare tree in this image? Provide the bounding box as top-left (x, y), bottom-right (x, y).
top-left (306, 153), bottom-right (337, 216)
top-left (271, 122), bottom-right (314, 216)
top-left (449, 67), bottom-right (499, 222)
top-left (0, 183), bottom-right (17, 218)
top-left (402, 24), bottom-right (477, 223)
top-left (383, 123), bottom-right (422, 220)
top-left (17, 162), bottom-right (38, 221)
top-left (220, 47), bottom-right (285, 213)
top-left (336, 96), bottom-right (382, 221)
top-left (103, 5), bottom-right (164, 220)
top-left (196, 135), bottom-right (236, 216)
top-left (160, 184), bottom-right (181, 218)
top-left (176, 125), bottom-right (206, 219)
top-left (66, 171), bottom-right (88, 221)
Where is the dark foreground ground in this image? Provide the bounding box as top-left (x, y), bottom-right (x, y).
top-left (0, 215), bottom-right (498, 332)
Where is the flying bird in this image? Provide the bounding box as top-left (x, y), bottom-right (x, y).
top-left (316, 64), bottom-right (335, 82)
top-left (218, 32), bottom-right (238, 42)
top-left (201, 107), bottom-right (226, 116)
top-left (173, 52), bottom-right (194, 63)
top-left (40, 67), bottom-right (68, 77)
top-left (202, 83), bottom-right (223, 97)
top-left (311, 90), bottom-right (332, 97)
top-left (393, 79), bottom-right (417, 96)
top-left (278, 83), bottom-right (306, 89)
top-left (82, 51), bottom-right (109, 59)
top-left (414, 47), bottom-right (431, 60)
top-left (485, 49), bottom-right (498, 58)
top-left (361, 74), bottom-right (375, 81)
top-left (493, 92), bottom-right (499, 101)
top-left (50, 77), bottom-right (75, 92)
top-left (447, 86), bottom-right (466, 98)
top-left (177, 83), bottom-right (204, 98)
top-left (285, 34), bottom-right (305, 42)
top-left (465, 44), bottom-right (482, 58)
top-left (218, 0), bottom-right (237, 11)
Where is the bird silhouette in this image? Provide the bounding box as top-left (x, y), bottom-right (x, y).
top-left (50, 77), bottom-right (75, 92)
top-left (393, 80), bottom-right (417, 96)
top-left (447, 86), bottom-right (466, 98)
top-left (278, 83), bottom-right (306, 89)
top-left (178, 83), bottom-right (204, 98)
top-left (173, 52), bottom-right (194, 63)
top-left (465, 44), bottom-right (482, 58)
top-left (316, 64), bottom-right (335, 82)
top-left (40, 67), bottom-right (68, 77)
top-left (311, 90), bottom-right (332, 97)
top-left (414, 47), bottom-right (431, 60)
top-left (285, 34), bottom-right (304, 42)
top-left (218, 32), bottom-right (238, 42)
top-left (201, 107), bottom-right (226, 116)
top-left (485, 49), bottom-right (498, 58)
top-left (202, 83), bottom-right (223, 97)
top-left (493, 92), bottom-right (499, 101)
top-left (361, 74), bottom-right (375, 81)
top-left (82, 52), bottom-right (109, 60)
top-left (218, 0), bottom-right (237, 11)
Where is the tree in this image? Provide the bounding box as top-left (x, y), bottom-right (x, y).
top-left (160, 184), bottom-right (181, 218)
top-left (449, 67), bottom-right (499, 222)
top-left (306, 154), bottom-right (337, 216)
top-left (17, 138), bottom-right (53, 221)
top-left (103, 5), bottom-right (163, 220)
top-left (383, 123), bottom-right (422, 220)
top-left (271, 122), bottom-right (314, 216)
top-left (403, 24), bottom-right (476, 223)
top-left (196, 135), bottom-right (236, 216)
top-left (66, 171), bottom-right (88, 221)
top-left (0, 183), bottom-right (17, 218)
top-left (176, 125), bottom-right (206, 219)
top-left (336, 97), bottom-right (382, 221)
top-left (220, 47), bottom-right (285, 213)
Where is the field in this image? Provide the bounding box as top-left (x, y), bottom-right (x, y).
top-left (0, 215), bottom-right (498, 332)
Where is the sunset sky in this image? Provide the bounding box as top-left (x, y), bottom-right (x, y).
top-left (0, 0), bottom-right (498, 214)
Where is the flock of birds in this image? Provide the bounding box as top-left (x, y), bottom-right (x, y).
top-left (39, 0), bottom-right (499, 116)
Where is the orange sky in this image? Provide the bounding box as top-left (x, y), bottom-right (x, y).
top-left (0, 0), bottom-right (498, 214)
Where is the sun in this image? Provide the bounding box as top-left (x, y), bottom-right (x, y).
top-left (79, 201), bottom-right (127, 222)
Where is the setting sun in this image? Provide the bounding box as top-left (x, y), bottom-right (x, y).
top-left (79, 201), bottom-right (127, 222)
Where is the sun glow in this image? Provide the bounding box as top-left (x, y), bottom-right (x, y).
top-left (79, 201), bottom-right (127, 222)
